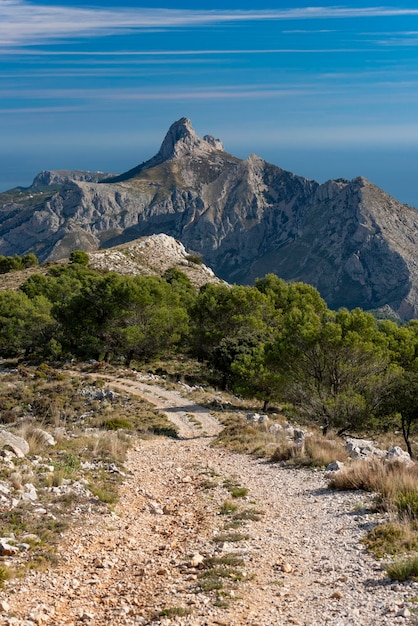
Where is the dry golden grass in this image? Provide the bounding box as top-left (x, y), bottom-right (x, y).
top-left (271, 435), bottom-right (349, 467)
top-left (329, 459), bottom-right (418, 511)
top-left (215, 421), bottom-right (281, 458)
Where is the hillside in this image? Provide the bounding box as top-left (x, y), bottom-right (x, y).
top-left (0, 234), bottom-right (222, 293)
top-left (1, 118), bottom-right (418, 318)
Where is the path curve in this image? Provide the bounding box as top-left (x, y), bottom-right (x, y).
top-left (0, 374), bottom-right (416, 625)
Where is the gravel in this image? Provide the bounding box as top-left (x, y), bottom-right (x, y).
top-left (0, 379), bottom-right (416, 626)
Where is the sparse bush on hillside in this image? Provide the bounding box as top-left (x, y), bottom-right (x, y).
top-left (329, 459), bottom-right (418, 516)
top-left (186, 253), bottom-right (203, 265)
top-left (69, 250), bottom-right (89, 266)
top-left (0, 253), bottom-right (38, 274)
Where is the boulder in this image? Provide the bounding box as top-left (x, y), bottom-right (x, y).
top-left (0, 431), bottom-right (29, 458)
top-left (326, 461), bottom-right (345, 473)
top-left (345, 438), bottom-right (384, 459)
top-left (385, 446), bottom-right (413, 465)
top-left (246, 413), bottom-right (269, 424)
top-left (31, 428), bottom-right (56, 446)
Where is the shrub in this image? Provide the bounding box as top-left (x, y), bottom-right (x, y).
top-left (271, 435), bottom-right (348, 467)
top-left (330, 458), bottom-right (418, 523)
top-left (102, 417), bottom-right (133, 431)
top-left (304, 436), bottom-right (348, 467)
top-left (395, 491), bottom-right (418, 520)
top-left (0, 565), bottom-right (11, 587)
top-left (386, 555), bottom-right (418, 581)
top-left (328, 459), bottom-right (387, 492)
top-left (69, 250), bottom-right (89, 266)
top-left (364, 522), bottom-right (418, 557)
top-left (271, 441), bottom-right (299, 462)
top-left (89, 483), bottom-right (118, 504)
top-left (186, 253), bottom-right (203, 265)
top-left (159, 608), bottom-right (191, 618)
top-left (220, 500), bottom-right (238, 515)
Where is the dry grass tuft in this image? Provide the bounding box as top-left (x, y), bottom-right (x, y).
top-left (364, 521), bottom-right (418, 558)
top-left (331, 458), bottom-right (418, 559)
top-left (271, 435), bottom-right (348, 467)
top-left (386, 554), bottom-right (418, 581)
top-left (329, 460), bottom-right (418, 516)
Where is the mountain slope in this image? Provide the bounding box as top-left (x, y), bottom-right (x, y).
top-left (1, 117), bottom-right (418, 318)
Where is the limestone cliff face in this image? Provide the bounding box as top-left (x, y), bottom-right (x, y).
top-left (1, 117), bottom-right (418, 318)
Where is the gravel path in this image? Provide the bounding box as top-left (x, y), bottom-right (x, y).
top-left (1, 377), bottom-right (417, 625)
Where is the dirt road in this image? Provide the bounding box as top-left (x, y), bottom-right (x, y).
top-left (0, 375), bottom-right (416, 625)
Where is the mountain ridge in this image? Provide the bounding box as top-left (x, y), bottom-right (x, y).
top-left (1, 117), bottom-right (418, 318)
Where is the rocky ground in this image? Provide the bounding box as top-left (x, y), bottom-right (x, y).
top-left (0, 376), bottom-right (417, 625)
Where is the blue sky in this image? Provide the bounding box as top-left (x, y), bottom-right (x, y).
top-left (2, 1), bottom-right (418, 207)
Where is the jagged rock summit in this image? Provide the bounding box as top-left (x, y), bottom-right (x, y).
top-left (108, 117), bottom-right (226, 183)
top-left (1, 117), bottom-right (418, 319)
top-left (157, 116), bottom-right (224, 160)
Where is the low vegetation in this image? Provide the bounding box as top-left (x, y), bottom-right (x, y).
top-left (329, 459), bottom-right (418, 579)
top-left (192, 471), bottom-right (260, 606)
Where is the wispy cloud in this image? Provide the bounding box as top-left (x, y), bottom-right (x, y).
top-left (3, 74), bottom-right (418, 106)
top-left (0, 84), bottom-right (317, 103)
top-left (2, 1), bottom-right (418, 47)
top-left (1, 47), bottom-right (371, 57)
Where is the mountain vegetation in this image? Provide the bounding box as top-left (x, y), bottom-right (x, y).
top-left (0, 252), bottom-right (416, 459)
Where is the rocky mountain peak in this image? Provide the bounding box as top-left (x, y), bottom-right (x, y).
top-left (107, 117), bottom-right (227, 183)
top-left (157, 117), bottom-right (224, 160)
top-left (2, 119), bottom-right (418, 319)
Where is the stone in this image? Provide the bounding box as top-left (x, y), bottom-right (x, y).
top-left (189, 552), bottom-right (204, 568)
top-left (28, 610), bottom-right (49, 624)
top-left (0, 541), bottom-right (18, 556)
top-left (385, 446), bottom-right (413, 465)
top-left (31, 428), bottom-right (56, 446)
top-left (149, 501), bottom-right (164, 515)
top-left (21, 483), bottom-right (38, 502)
top-left (0, 599), bottom-right (10, 612)
top-left (0, 431), bottom-right (29, 458)
top-left (258, 414), bottom-right (270, 424)
top-left (325, 461), bottom-right (345, 472)
top-left (331, 591), bottom-right (343, 599)
top-left (345, 437), bottom-right (384, 459)
top-left (0, 482), bottom-right (11, 496)
top-left (156, 568), bottom-right (169, 576)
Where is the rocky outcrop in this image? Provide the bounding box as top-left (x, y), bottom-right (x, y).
top-left (1, 118), bottom-right (418, 318)
top-left (88, 233), bottom-right (223, 288)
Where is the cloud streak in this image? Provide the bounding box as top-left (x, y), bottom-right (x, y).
top-left (2, 1), bottom-right (418, 47)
